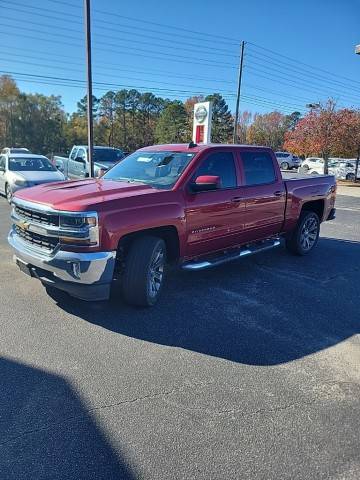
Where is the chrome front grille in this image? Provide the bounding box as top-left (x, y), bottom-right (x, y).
top-left (14, 225), bottom-right (58, 252)
top-left (15, 205), bottom-right (59, 227)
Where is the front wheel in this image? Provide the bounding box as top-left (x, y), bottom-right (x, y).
top-left (281, 162), bottom-right (289, 170)
top-left (286, 211), bottom-right (320, 256)
top-left (346, 173), bottom-right (355, 181)
top-left (121, 236), bottom-right (166, 307)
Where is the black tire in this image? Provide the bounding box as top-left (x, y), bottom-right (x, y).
top-left (286, 210), bottom-right (320, 256)
top-left (121, 235), bottom-right (166, 307)
top-left (346, 173), bottom-right (355, 181)
top-left (281, 162), bottom-right (289, 170)
top-left (5, 184), bottom-right (12, 204)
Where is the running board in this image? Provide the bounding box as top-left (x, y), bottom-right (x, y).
top-left (182, 238), bottom-right (281, 271)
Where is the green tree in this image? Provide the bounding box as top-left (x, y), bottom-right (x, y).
top-left (77, 94), bottom-right (99, 117)
top-left (155, 101), bottom-right (187, 143)
top-left (205, 93), bottom-right (233, 143)
top-left (0, 75), bottom-right (20, 146)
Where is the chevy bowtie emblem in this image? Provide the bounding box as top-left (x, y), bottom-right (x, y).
top-left (18, 220), bottom-right (30, 230)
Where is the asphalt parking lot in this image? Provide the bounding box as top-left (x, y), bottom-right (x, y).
top-left (0, 194), bottom-right (359, 480)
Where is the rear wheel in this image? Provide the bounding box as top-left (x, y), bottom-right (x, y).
top-left (281, 161), bottom-right (289, 170)
top-left (286, 211), bottom-right (320, 256)
top-left (346, 173), bottom-right (355, 181)
top-left (5, 184), bottom-right (12, 203)
top-left (121, 235), bottom-right (166, 307)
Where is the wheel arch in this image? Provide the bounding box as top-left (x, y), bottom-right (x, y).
top-left (116, 225), bottom-right (180, 264)
top-left (301, 199), bottom-right (325, 222)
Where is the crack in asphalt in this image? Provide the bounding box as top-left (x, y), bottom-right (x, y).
top-left (2, 379), bottom-right (357, 447)
top-left (0, 380), bottom-right (215, 447)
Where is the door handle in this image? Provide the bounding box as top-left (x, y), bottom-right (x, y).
top-left (274, 191), bottom-right (284, 197)
top-left (231, 196), bottom-right (242, 203)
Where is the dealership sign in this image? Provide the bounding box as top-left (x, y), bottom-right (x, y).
top-left (193, 101), bottom-right (212, 144)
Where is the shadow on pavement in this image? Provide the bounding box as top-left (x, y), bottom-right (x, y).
top-left (48, 237), bottom-right (359, 367)
top-left (0, 357), bottom-right (136, 480)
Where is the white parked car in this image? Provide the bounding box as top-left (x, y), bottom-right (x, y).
top-left (301, 157), bottom-right (324, 171)
top-left (0, 153), bottom-right (65, 203)
top-left (333, 160), bottom-right (359, 181)
top-left (1, 147), bottom-right (31, 155)
top-left (275, 152), bottom-right (301, 170)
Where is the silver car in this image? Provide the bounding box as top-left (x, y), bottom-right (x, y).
top-left (275, 152), bottom-right (301, 170)
top-left (0, 153), bottom-right (65, 203)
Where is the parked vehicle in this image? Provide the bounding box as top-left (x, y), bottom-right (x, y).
top-left (301, 157), bottom-right (324, 171)
top-left (9, 144), bottom-right (336, 306)
top-left (1, 147), bottom-right (31, 155)
top-left (301, 158), bottom-right (359, 180)
top-left (332, 160), bottom-right (359, 181)
top-left (275, 152), bottom-right (301, 170)
top-left (54, 146), bottom-right (125, 179)
top-left (0, 153), bottom-right (65, 203)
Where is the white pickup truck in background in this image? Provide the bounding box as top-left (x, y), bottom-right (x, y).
top-left (54, 145), bottom-right (125, 179)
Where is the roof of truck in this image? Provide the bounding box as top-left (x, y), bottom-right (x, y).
top-left (139, 143), bottom-right (273, 153)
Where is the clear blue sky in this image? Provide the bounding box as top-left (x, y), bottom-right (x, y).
top-left (0, 0), bottom-right (359, 116)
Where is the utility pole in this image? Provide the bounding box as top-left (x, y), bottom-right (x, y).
top-left (233, 41), bottom-right (245, 144)
top-left (84, 0), bottom-right (94, 177)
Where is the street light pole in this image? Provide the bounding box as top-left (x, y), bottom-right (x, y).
top-left (84, 0), bottom-right (94, 178)
top-left (233, 41), bottom-right (245, 144)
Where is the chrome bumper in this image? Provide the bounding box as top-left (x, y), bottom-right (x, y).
top-left (8, 229), bottom-right (116, 300)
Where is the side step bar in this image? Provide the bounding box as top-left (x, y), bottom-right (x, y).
top-left (182, 238), bottom-right (281, 271)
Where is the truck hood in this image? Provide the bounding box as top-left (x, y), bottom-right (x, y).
top-left (13, 178), bottom-right (157, 211)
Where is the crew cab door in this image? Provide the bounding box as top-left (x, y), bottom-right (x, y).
top-left (184, 149), bottom-right (245, 257)
top-left (237, 149), bottom-right (286, 242)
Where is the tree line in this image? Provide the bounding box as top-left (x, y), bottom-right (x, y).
top-left (1, 75), bottom-right (359, 159)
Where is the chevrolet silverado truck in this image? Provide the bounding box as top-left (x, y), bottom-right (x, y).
top-left (8, 144), bottom-right (336, 307)
top-left (54, 145), bottom-right (125, 179)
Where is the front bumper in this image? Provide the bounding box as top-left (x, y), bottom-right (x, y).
top-left (8, 229), bottom-right (116, 301)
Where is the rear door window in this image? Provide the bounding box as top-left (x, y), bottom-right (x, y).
top-left (240, 151), bottom-right (276, 186)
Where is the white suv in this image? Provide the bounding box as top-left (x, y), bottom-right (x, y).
top-left (275, 152), bottom-right (301, 170)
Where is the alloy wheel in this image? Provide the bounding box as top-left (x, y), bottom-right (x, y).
top-left (300, 215), bottom-right (319, 251)
top-left (148, 246), bottom-right (165, 299)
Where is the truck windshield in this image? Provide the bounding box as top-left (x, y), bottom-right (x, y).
top-left (103, 151), bottom-right (195, 188)
top-left (8, 157), bottom-right (56, 172)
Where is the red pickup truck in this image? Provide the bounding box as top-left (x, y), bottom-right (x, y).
top-left (8, 144), bottom-right (336, 306)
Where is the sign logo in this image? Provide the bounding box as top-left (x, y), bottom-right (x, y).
top-left (195, 105), bottom-right (208, 123)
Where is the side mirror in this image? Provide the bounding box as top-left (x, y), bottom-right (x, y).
top-left (191, 175), bottom-right (220, 192)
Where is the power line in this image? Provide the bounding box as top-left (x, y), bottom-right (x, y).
top-left (248, 41), bottom-right (360, 88)
top-left (0, 3), bottom-right (237, 56)
top-left (0, 48), bottom-right (237, 85)
top-left (0, 23), bottom-right (237, 70)
top-left (43, 0), bottom-right (241, 45)
top-left (1, 69), bottom-right (306, 113)
top-left (0, 0), bottom-right (238, 48)
top-left (246, 52), bottom-right (360, 94)
top-left (245, 65), bottom-right (360, 105)
top-left (0, 12), bottom-right (239, 60)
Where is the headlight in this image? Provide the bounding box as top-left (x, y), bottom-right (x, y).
top-left (59, 213), bottom-right (99, 247)
top-left (14, 179), bottom-right (28, 187)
